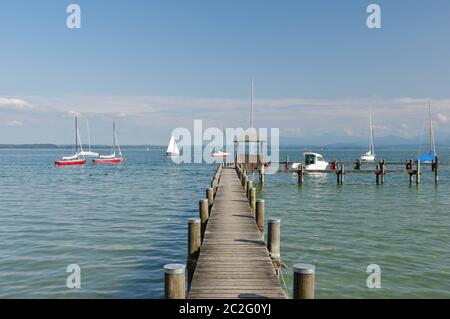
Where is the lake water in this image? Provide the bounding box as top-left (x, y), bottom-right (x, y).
top-left (0, 148), bottom-right (449, 298)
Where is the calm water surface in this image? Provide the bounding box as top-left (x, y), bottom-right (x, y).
top-left (0, 147), bottom-right (449, 298)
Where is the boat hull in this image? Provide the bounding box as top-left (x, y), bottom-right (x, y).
top-left (55, 159), bottom-right (87, 166)
top-left (211, 153), bottom-right (230, 158)
top-left (361, 154), bottom-right (376, 162)
top-left (165, 152), bottom-right (180, 157)
top-left (93, 158), bottom-right (124, 164)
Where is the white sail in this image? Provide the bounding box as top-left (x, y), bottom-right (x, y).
top-left (166, 136), bottom-right (180, 155)
top-left (361, 106), bottom-right (376, 161)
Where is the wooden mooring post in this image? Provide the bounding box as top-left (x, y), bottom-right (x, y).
top-left (164, 264), bottom-right (186, 299)
top-left (259, 164), bottom-right (265, 185)
top-left (267, 218), bottom-right (281, 275)
top-left (247, 180), bottom-right (253, 199)
top-left (206, 187), bottom-right (214, 211)
top-left (293, 263), bottom-right (315, 299)
top-left (255, 199), bottom-right (265, 237)
top-left (187, 218), bottom-right (201, 289)
top-left (249, 187), bottom-right (256, 213)
top-left (416, 160), bottom-right (421, 184)
top-left (199, 199), bottom-right (209, 240)
top-left (434, 156), bottom-right (439, 183)
top-left (298, 164), bottom-right (304, 184)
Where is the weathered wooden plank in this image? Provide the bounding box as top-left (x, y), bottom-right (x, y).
top-left (188, 167), bottom-right (287, 299)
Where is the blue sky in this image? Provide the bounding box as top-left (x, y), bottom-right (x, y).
top-left (1, 0), bottom-right (450, 144)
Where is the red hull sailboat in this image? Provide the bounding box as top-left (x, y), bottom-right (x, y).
top-left (93, 122), bottom-right (124, 164)
top-left (55, 117), bottom-right (87, 166)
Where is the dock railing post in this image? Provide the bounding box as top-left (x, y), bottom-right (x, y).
top-left (256, 199), bottom-right (265, 237)
top-left (267, 218), bottom-right (281, 275)
top-left (164, 264), bottom-right (186, 299)
top-left (376, 164), bottom-right (380, 184)
top-left (199, 199), bottom-right (209, 239)
top-left (293, 263), bottom-right (315, 299)
top-left (206, 187), bottom-right (214, 211)
top-left (187, 218), bottom-right (201, 290)
top-left (247, 180), bottom-right (253, 199)
top-left (244, 175), bottom-right (249, 192)
top-left (250, 187), bottom-right (256, 213)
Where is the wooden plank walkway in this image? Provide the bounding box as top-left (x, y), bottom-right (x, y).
top-left (188, 167), bottom-right (287, 299)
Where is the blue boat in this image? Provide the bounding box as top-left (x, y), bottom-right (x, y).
top-left (418, 100), bottom-right (437, 163)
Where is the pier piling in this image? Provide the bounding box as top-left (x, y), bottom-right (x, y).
top-left (249, 187), bottom-right (256, 212)
top-left (298, 164), bottom-right (304, 184)
top-left (259, 164), bottom-right (265, 185)
top-left (416, 161), bottom-right (421, 184)
top-left (206, 187), bottom-right (214, 211)
top-left (267, 218), bottom-right (281, 274)
top-left (256, 199), bottom-right (265, 237)
top-left (187, 218), bottom-right (201, 288)
top-left (293, 263), bottom-right (315, 299)
top-left (247, 180), bottom-right (253, 199)
top-left (199, 199), bottom-right (209, 239)
top-left (164, 264), bottom-right (186, 299)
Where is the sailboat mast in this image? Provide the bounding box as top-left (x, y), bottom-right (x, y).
top-left (86, 120), bottom-right (91, 152)
top-left (250, 79), bottom-right (254, 128)
top-left (75, 116), bottom-right (78, 153)
top-left (428, 99), bottom-right (433, 153)
top-left (369, 105), bottom-right (374, 153)
top-left (113, 122), bottom-right (116, 151)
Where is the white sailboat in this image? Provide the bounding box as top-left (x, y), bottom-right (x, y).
top-left (93, 122), bottom-right (123, 163)
top-left (361, 106), bottom-right (376, 162)
top-left (165, 136), bottom-right (180, 157)
top-left (55, 117), bottom-right (87, 166)
top-left (78, 120), bottom-right (99, 157)
top-left (418, 99), bottom-right (437, 163)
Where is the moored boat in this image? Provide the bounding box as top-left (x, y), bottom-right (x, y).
top-left (418, 99), bottom-right (437, 163)
top-left (292, 152), bottom-right (329, 171)
top-left (361, 105), bottom-right (376, 162)
top-left (93, 122), bottom-right (124, 164)
top-left (165, 136), bottom-right (180, 157)
top-left (55, 117), bottom-right (86, 166)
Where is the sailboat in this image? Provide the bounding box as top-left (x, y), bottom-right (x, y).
top-left (55, 117), bottom-right (87, 166)
top-left (78, 120), bottom-right (99, 157)
top-left (360, 106), bottom-right (376, 162)
top-left (418, 99), bottom-right (437, 163)
top-left (93, 122), bottom-right (124, 164)
top-left (165, 136), bottom-right (180, 157)
top-left (211, 124), bottom-right (230, 157)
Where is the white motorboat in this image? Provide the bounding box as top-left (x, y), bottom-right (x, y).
top-left (292, 152), bottom-right (328, 171)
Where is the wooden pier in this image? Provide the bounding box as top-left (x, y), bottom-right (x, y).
top-left (187, 165), bottom-right (287, 299)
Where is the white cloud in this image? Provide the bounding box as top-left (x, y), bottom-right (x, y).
top-left (6, 120), bottom-right (23, 127)
top-left (436, 112), bottom-right (448, 124)
top-left (0, 97), bottom-right (34, 110)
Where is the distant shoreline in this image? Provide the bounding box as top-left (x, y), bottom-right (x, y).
top-left (1, 144), bottom-right (449, 150)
